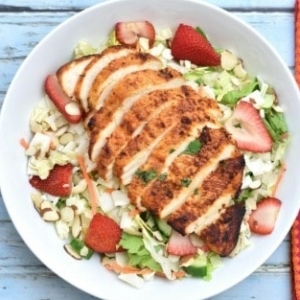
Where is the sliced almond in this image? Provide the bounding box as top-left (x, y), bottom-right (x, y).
top-left (40, 200), bottom-right (55, 210)
top-left (71, 215), bottom-right (82, 239)
top-left (59, 132), bottom-right (74, 145)
top-left (64, 244), bottom-right (82, 260)
top-left (60, 206), bottom-right (75, 223)
top-left (30, 193), bottom-right (43, 212)
top-left (41, 208), bottom-right (61, 222)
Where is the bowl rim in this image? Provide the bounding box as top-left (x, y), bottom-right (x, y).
top-left (1, 0), bottom-right (300, 299)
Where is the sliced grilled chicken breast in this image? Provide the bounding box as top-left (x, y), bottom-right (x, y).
top-left (74, 45), bottom-right (136, 112)
top-left (88, 52), bottom-right (162, 111)
top-left (97, 88), bottom-right (186, 182)
top-left (56, 55), bottom-right (96, 98)
top-left (199, 203), bottom-right (246, 256)
top-left (167, 155), bottom-right (245, 235)
top-left (113, 98), bottom-right (188, 185)
top-left (88, 68), bottom-right (185, 162)
top-left (140, 127), bottom-right (237, 219)
top-left (127, 88), bottom-right (223, 209)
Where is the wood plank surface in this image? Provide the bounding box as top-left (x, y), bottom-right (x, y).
top-left (0, 0), bottom-right (295, 299)
top-left (0, 0), bottom-right (295, 10)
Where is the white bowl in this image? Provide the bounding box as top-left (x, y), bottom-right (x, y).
top-left (1, 0), bottom-right (299, 299)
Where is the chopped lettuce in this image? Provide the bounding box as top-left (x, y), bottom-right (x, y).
top-left (73, 41), bottom-right (98, 58)
top-left (119, 232), bottom-right (162, 272)
top-left (220, 78), bottom-right (258, 106)
top-left (263, 108), bottom-right (288, 142)
top-left (106, 30), bottom-right (120, 47)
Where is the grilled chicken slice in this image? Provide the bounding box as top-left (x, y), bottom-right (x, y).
top-left (140, 127), bottom-right (237, 219)
top-left (88, 68), bottom-right (185, 162)
top-left (56, 55), bottom-right (96, 98)
top-left (113, 99), bottom-right (188, 185)
top-left (127, 88), bottom-right (223, 209)
top-left (167, 155), bottom-right (245, 235)
top-left (73, 45), bottom-right (136, 112)
top-left (88, 52), bottom-right (162, 111)
top-left (199, 203), bottom-right (246, 256)
top-left (96, 88), bottom-right (186, 182)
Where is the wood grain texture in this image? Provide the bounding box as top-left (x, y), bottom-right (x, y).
top-left (0, 0), bottom-right (295, 299)
top-left (0, 0), bottom-right (295, 10)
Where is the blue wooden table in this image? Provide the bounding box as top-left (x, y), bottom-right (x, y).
top-left (0, 0), bottom-right (295, 299)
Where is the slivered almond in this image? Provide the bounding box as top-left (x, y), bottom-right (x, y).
top-left (60, 206), bottom-right (75, 223)
top-left (59, 132), bottom-right (74, 145)
top-left (41, 208), bottom-right (60, 222)
top-left (30, 193), bottom-right (43, 212)
top-left (64, 244), bottom-right (82, 260)
top-left (72, 215), bottom-right (82, 239)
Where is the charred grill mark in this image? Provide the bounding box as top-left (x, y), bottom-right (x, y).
top-left (167, 154), bottom-right (245, 234)
top-left (200, 203), bottom-right (246, 256)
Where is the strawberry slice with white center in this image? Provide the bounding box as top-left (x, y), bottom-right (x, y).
top-left (45, 75), bottom-right (82, 124)
top-left (115, 21), bottom-right (155, 47)
top-left (225, 101), bottom-right (273, 152)
top-left (248, 197), bottom-right (282, 235)
top-left (166, 230), bottom-right (198, 256)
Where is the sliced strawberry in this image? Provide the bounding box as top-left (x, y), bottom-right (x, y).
top-left (225, 101), bottom-right (273, 152)
top-left (248, 197), bottom-right (282, 235)
top-left (44, 75), bottom-right (82, 124)
top-left (85, 213), bottom-right (123, 253)
top-left (115, 21), bottom-right (155, 47)
top-left (166, 230), bottom-right (198, 256)
top-left (29, 163), bottom-right (73, 197)
top-left (171, 24), bottom-right (220, 66)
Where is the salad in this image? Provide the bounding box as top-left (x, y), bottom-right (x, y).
top-left (22, 21), bottom-right (288, 288)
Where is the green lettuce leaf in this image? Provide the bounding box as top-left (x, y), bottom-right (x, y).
top-left (221, 78), bottom-right (258, 106)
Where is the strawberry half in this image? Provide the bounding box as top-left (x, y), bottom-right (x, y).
top-left (115, 21), bottom-right (155, 47)
top-left (225, 101), bottom-right (273, 152)
top-left (29, 163), bottom-right (73, 197)
top-left (45, 75), bottom-right (82, 124)
top-left (85, 213), bottom-right (123, 253)
top-left (248, 197), bottom-right (282, 235)
top-left (166, 231), bottom-right (198, 256)
top-left (171, 24), bottom-right (220, 66)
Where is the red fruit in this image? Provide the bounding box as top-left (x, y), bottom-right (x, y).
top-left (171, 24), bottom-right (220, 66)
top-left (225, 101), bottom-right (273, 152)
top-left (44, 75), bottom-right (82, 124)
top-left (115, 21), bottom-right (155, 47)
top-left (29, 163), bottom-right (73, 197)
top-left (248, 197), bottom-right (282, 235)
top-left (85, 213), bottom-right (123, 253)
top-left (166, 231), bottom-right (198, 256)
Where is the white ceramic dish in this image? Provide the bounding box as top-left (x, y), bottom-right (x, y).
top-left (1, 0), bottom-right (300, 299)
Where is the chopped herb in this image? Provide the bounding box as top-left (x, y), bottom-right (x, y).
top-left (237, 189), bottom-right (253, 202)
top-left (181, 178), bottom-right (192, 187)
top-left (56, 198), bottom-right (66, 209)
top-left (158, 173), bottom-right (167, 181)
top-left (169, 148), bottom-right (175, 154)
top-left (194, 188), bottom-right (199, 195)
top-left (135, 169), bottom-right (157, 183)
top-left (183, 139), bottom-right (202, 155)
